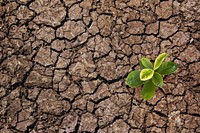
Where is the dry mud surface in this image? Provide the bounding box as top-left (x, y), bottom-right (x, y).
top-left (0, 0), bottom-right (200, 133)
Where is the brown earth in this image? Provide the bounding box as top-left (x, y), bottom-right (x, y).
top-left (0, 0), bottom-right (200, 133)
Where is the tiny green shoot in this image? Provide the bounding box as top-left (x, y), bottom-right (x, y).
top-left (125, 53), bottom-right (177, 100)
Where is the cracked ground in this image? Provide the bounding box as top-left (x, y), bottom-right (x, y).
top-left (0, 0), bottom-right (200, 132)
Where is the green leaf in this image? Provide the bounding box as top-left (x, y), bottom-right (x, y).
top-left (156, 61), bottom-right (177, 75)
top-left (142, 80), bottom-right (155, 100)
top-left (154, 53), bottom-right (168, 70)
top-left (139, 60), bottom-right (145, 69)
top-left (125, 70), bottom-right (143, 88)
top-left (140, 58), bottom-right (153, 69)
top-left (152, 72), bottom-right (163, 88)
top-left (140, 69), bottom-right (154, 81)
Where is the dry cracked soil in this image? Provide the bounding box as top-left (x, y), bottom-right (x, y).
top-left (0, 0), bottom-right (200, 133)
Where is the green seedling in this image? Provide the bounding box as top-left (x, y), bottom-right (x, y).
top-left (125, 53), bottom-right (177, 100)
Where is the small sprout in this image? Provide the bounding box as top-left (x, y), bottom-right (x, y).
top-left (125, 53), bottom-right (177, 100)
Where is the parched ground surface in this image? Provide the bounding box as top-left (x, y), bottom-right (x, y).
top-left (0, 0), bottom-right (200, 133)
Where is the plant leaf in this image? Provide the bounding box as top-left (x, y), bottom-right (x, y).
top-left (142, 80), bottom-right (155, 100)
top-left (156, 61), bottom-right (177, 75)
top-left (140, 69), bottom-right (154, 81)
top-left (139, 60), bottom-right (145, 69)
top-left (125, 70), bottom-right (143, 88)
top-left (140, 58), bottom-right (153, 69)
top-left (154, 53), bottom-right (168, 70)
top-left (152, 72), bottom-right (163, 88)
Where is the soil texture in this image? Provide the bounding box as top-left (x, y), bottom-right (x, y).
top-left (0, 0), bottom-right (200, 133)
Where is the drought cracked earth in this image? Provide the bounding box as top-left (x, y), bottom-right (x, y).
top-left (0, 0), bottom-right (200, 132)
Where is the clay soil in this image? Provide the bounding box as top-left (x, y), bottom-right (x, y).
top-left (0, 0), bottom-right (200, 133)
